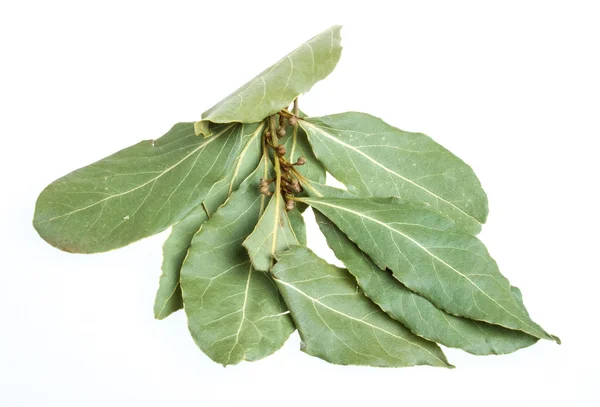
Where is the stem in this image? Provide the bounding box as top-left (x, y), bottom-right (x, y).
top-left (290, 98), bottom-right (300, 159)
top-left (269, 115), bottom-right (282, 196)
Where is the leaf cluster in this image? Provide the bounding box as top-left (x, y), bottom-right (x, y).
top-left (33, 26), bottom-right (558, 367)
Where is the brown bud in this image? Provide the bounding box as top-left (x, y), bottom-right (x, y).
top-left (291, 179), bottom-right (301, 192)
top-left (260, 185), bottom-right (270, 195)
top-left (288, 116), bottom-right (298, 126)
top-left (285, 199), bottom-right (295, 211)
top-left (296, 156), bottom-right (307, 166)
top-left (264, 130), bottom-right (271, 140)
top-left (276, 144), bottom-right (286, 156)
top-left (276, 127), bottom-right (287, 138)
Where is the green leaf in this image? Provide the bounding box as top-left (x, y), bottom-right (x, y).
top-left (314, 211), bottom-right (538, 355)
top-left (287, 210), bottom-right (306, 246)
top-left (180, 155), bottom-right (294, 366)
top-left (243, 185), bottom-right (299, 271)
top-left (33, 122), bottom-right (249, 253)
top-left (300, 112), bottom-right (488, 234)
top-left (272, 246), bottom-right (452, 368)
top-left (283, 122), bottom-right (326, 183)
top-left (195, 26), bottom-right (343, 136)
top-left (154, 122), bottom-right (265, 319)
top-left (299, 197), bottom-right (557, 342)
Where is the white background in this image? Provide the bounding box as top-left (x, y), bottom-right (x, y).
top-left (1, 1), bottom-right (599, 406)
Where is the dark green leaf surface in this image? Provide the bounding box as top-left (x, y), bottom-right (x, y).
top-left (272, 246), bottom-right (452, 368)
top-left (33, 122), bottom-right (247, 253)
top-left (300, 197), bottom-right (556, 342)
top-left (315, 212), bottom-right (538, 355)
top-left (154, 122), bottom-right (265, 319)
top-left (243, 185), bottom-right (299, 271)
top-left (180, 155), bottom-right (294, 365)
top-left (300, 113), bottom-right (488, 234)
top-left (195, 26), bottom-right (342, 136)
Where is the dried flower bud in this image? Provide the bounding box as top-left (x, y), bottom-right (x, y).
top-left (260, 185), bottom-right (270, 195)
top-left (289, 179), bottom-right (300, 193)
top-left (285, 199), bottom-right (295, 211)
top-left (264, 130), bottom-right (271, 140)
top-left (296, 156), bottom-right (307, 166)
top-left (288, 116), bottom-right (298, 126)
top-left (276, 145), bottom-right (286, 156)
top-left (276, 127), bottom-right (287, 138)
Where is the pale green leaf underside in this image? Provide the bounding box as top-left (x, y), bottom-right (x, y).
top-left (33, 122), bottom-right (246, 253)
top-left (243, 189), bottom-right (299, 272)
top-left (154, 122), bottom-right (265, 319)
top-left (195, 26), bottom-right (342, 136)
top-left (300, 197), bottom-right (556, 342)
top-left (315, 212), bottom-right (538, 355)
top-left (272, 246), bottom-right (452, 368)
top-left (300, 112), bottom-right (488, 234)
top-left (180, 156), bottom-right (294, 366)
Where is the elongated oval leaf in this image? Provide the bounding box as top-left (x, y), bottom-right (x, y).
top-left (243, 187), bottom-right (299, 271)
top-left (195, 26), bottom-right (342, 136)
top-left (300, 112), bottom-right (488, 234)
top-left (272, 246), bottom-right (452, 368)
top-left (180, 155), bottom-right (294, 366)
top-left (299, 196), bottom-right (557, 342)
top-left (154, 123), bottom-right (265, 319)
top-left (33, 122), bottom-right (245, 253)
top-left (314, 211), bottom-right (538, 355)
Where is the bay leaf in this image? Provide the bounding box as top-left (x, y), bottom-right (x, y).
top-left (195, 26), bottom-right (342, 136)
top-left (243, 184), bottom-right (299, 271)
top-left (315, 211), bottom-right (538, 355)
top-left (154, 122), bottom-right (264, 319)
top-left (33, 122), bottom-right (244, 253)
top-left (180, 154), bottom-right (294, 365)
top-left (299, 196), bottom-right (557, 342)
top-left (272, 246), bottom-right (452, 368)
top-left (300, 112), bottom-right (488, 234)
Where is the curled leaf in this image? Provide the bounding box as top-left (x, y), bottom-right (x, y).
top-left (195, 26), bottom-right (342, 136)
